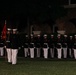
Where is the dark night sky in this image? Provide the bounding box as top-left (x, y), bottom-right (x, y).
top-left (0, 1), bottom-right (27, 18)
top-left (0, 0), bottom-right (75, 19)
top-left (0, 0), bottom-right (76, 32)
top-left (0, 0), bottom-right (76, 18)
top-left (0, 0), bottom-right (52, 31)
top-left (0, 0), bottom-right (68, 17)
top-left (0, 0), bottom-right (67, 31)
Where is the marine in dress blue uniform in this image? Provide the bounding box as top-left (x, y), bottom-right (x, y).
top-left (35, 34), bottom-right (41, 58)
top-left (0, 36), bottom-right (4, 56)
top-left (24, 34), bottom-right (29, 57)
top-left (42, 34), bottom-right (49, 58)
top-left (48, 35), bottom-right (55, 58)
top-left (73, 35), bottom-right (76, 59)
top-left (6, 28), bottom-right (12, 63)
top-left (62, 35), bottom-right (68, 58)
top-left (67, 35), bottom-right (74, 58)
top-left (29, 34), bottom-right (35, 58)
top-left (56, 34), bottom-right (62, 59)
top-left (11, 29), bottom-right (19, 64)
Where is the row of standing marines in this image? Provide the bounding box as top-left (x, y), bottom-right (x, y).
top-left (0, 28), bottom-right (76, 65)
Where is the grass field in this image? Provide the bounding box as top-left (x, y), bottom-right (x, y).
top-left (0, 57), bottom-right (76, 75)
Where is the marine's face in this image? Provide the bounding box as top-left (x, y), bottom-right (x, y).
top-left (7, 31), bottom-right (11, 34)
top-left (44, 37), bottom-right (47, 39)
top-left (51, 36), bottom-right (54, 38)
top-left (13, 31), bottom-right (16, 34)
top-left (70, 37), bottom-right (72, 39)
top-left (38, 36), bottom-right (40, 38)
top-left (58, 36), bottom-right (60, 39)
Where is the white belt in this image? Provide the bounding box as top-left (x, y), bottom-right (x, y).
top-left (44, 43), bottom-right (48, 45)
top-left (57, 43), bottom-right (61, 45)
top-left (30, 43), bottom-right (34, 44)
top-left (6, 41), bottom-right (10, 42)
